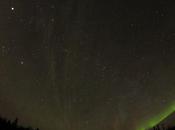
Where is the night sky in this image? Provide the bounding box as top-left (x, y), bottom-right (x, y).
top-left (0, 1), bottom-right (175, 130)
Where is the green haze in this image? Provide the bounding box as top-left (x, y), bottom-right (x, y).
top-left (137, 103), bottom-right (175, 130)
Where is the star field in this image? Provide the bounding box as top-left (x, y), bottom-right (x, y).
top-left (0, 1), bottom-right (175, 130)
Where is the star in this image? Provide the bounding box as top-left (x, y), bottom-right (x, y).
top-left (20, 61), bottom-right (24, 65)
top-left (11, 7), bottom-right (15, 11)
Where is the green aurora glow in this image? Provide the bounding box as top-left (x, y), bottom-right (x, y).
top-left (137, 103), bottom-right (175, 130)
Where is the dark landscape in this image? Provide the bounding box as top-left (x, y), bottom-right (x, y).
top-left (0, 116), bottom-right (39, 130)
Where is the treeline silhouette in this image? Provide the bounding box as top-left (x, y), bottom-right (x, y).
top-left (0, 116), bottom-right (39, 130)
top-left (152, 125), bottom-right (175, 130)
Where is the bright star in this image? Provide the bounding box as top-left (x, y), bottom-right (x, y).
top-left (11, 7), bottom-right (15, 11)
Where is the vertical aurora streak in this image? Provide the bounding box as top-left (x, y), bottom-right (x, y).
top-left (0, 1), bottom-right (175, 130)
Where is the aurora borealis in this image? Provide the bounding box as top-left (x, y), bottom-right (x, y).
top-left (138, 102), bottom-right (175, 130)
top-left (0, 0), bottom-right (175, 130)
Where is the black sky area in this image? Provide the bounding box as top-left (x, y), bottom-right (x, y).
top-left (0, 0), bottom-right (175, 130)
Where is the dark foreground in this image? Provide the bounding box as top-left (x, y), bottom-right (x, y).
top-left (0, 116), bottom-right (39, 130)
top-left (152, 125), bottom-right (175, 130)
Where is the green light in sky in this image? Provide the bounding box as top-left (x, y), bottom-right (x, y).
top-left (136, 102), bottom-right (175, 130)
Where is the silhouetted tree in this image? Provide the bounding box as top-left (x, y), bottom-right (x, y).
top-left (151, 125), bottom-right (175, 130)
top-left (0, 116), bottom-right (40, 130)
